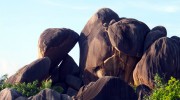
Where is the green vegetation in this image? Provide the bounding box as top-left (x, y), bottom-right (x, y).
top-left (145, 74), bottom-right (180, 100)
top-left (0, 75), bottom-right (63, 97)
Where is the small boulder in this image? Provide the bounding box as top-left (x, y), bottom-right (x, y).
top-left (136, 85), bottom-right (151, 100)
top-left (67, 87), bottom-right (78, 97)
top-left (0, 88), bottom-right (21, 100)
top-left (28, 88), bottom-right (60, 100)
top-left (61, 94), bottom-right (72, 100)
top-left (144, 26), bottom-right (167, 52)
top-left (29, 88), bottom-right (72, 100)
top-left (65, 75), bottom-right (82, 90)
top-left (15, 96), bottom-right (28, 100)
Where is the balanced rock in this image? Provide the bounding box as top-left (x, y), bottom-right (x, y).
top-left (6, 57), bottom-right (50, 84)
top-left (0, 88), bottom-right (21, 100)
top-left (38, 28), bottom-right (79, 71)
top-left (73, 76), bottom-right (137, 100)
top-left (133, 36), bottom-right (180, 89)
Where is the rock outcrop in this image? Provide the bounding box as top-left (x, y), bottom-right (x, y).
top-left (1, 7), bottom-right (180, 100)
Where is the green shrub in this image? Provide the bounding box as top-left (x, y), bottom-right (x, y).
top-left (0, 76), bottom-right (63, 97)
top-left (145, 74), bottom-right (180, 100)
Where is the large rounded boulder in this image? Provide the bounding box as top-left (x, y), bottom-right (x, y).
top-left (79, 8), bottom-right (119, 84)
top-left (6, 57), bottom-right (51, 84)
top-left (108, 18), bottom-right (150, 57)
top-left (38, 28), bottom-right (79, 71)
top-left (133, 36), bottom-right (180, 89)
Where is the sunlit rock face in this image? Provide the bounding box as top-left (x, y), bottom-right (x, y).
top-left (79, 8), bottom-right (150, 84)
top-left (38, 28), bottom-right (79, 72)
top-left (133, 36), bottom-right (180, 89)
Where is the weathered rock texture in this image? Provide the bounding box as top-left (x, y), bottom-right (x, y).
top-left (73, 76), bottom-right (137, 100)
top-left (6, 57), bottom-right (50, 84)
top-left (133, 37), bottom-right (180, 89)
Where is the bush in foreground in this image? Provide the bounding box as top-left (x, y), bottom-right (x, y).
top-left (145, 74), bottom-right (180, 100)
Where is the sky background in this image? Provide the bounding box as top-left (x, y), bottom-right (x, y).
top-left (0, 0), bottom-right (180, 77)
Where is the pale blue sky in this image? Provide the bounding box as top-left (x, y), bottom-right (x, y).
top-left (0, 0), bottom-right (180, 77)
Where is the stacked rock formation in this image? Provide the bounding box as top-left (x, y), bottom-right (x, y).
top-left (1, 8), bottom-right (179, 100)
